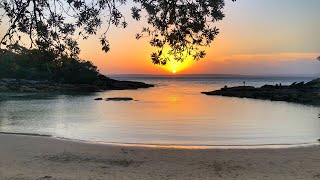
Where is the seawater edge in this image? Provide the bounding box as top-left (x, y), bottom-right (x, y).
top-left (0, 131), bottom-right (318, 150)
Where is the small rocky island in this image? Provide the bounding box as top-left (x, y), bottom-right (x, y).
top-left (202, 78), bottom-right (320, 105)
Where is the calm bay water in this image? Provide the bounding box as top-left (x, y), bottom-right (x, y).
top-left (0, 76), bottom-right (319, 147)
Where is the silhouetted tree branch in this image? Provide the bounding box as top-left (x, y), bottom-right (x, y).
top-left (0, 0), bottom-right (235, 65)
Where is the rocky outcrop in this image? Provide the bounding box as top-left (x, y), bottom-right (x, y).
top-left (202, 78), bottom-right (320, 105)
top-left (0, 78), bottom-right (154, 93)
top-left (106, 97), bottom-right (134, 101)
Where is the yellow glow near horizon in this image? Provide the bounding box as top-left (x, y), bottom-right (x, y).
top-left (160, 47), bottom-right (195, 74)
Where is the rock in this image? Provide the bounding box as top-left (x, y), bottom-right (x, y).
top-left (35, 84), bottom-right (51, 90)
top-left (0, 78), bottom-right (154, 93)
top-left (106, 97), bottom-right (134, 101)
top-left (202, 79), bottom-right (320, 105)
top-left (0, 85), bottom-right (9, 91)
top-left (94, 98), bottom-right (103, 100)
top-left (305, 78), bottom-right (320, 88)
top-left (20, 86), bottom-right (37, 92)
top-left (98, 79), bottom-right (154, 90)
top-left (1, 78), bottom-right (17, 83)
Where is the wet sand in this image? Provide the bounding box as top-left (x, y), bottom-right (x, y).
top-left (1, 134), bottom-right (320, 180)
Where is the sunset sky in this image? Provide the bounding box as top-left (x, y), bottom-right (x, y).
top-left (1, 0), bottom-right (320, 75)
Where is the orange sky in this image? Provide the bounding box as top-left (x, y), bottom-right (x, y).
top-left (77, 0), bottom-right (320, 76)
top-left (1, 0), bottom-right (320, 75)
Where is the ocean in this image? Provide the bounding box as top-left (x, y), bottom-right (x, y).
top-left (0, 75), bottom-right (319, 148)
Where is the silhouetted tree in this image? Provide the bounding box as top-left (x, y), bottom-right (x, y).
top-left (0, 44), bottom-right (99, 83)
top-left (317, 56), bottom-right (320, 61)
top-left (0, 0), bottom-right (235, 65)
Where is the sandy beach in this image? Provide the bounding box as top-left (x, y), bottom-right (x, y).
top-left (0, 134), bottom-right (319, 179)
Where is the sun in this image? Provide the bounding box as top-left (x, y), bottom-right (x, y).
top-left (159, 47), bottom-right (195, 74)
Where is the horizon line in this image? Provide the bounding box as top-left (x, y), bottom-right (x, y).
top-left (106, 73), bottom-right (320, 77)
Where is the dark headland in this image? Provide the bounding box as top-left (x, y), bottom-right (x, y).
top-left (0, 78), bottom-right (153, 93)
top-left (202, 78), bottom-right (320, 105)
top-left (0, 47), bottom-right (154, 92)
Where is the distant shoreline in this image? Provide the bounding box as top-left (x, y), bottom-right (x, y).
top-left (202, 78), bottom-right (320, 106)
top-left (1, 133), bottom-right (320, 179)
top-left (0, 78), bottom-right (154, 93)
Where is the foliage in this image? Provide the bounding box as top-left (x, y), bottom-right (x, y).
top-left (0, 0), bottom-right (235, 65)
top-left (317, 56), bottom-right (320, 61)
top-left (0, 45), bottom-right (100, 84)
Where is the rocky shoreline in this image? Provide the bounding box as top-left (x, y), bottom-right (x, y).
top-left (0, 78), bottom-right (154, 93)
top-left (202, 78), bottom-right (320, 105)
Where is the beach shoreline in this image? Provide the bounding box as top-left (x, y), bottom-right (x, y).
top-left (1, 134), bottom-right (320, 179)
top-left (1, 131), bottom-right (318, 149)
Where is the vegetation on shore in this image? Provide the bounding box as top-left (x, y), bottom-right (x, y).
top-left (1, 45), bottom-right (100, 84)
top-left (0, 45), bottom-right (153, 92)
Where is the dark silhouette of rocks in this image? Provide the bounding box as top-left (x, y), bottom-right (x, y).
top-left (0, 78), bottom-right (154, 93)
top-left (202, 78), bottom-right (320, 105)
top-left (106, 97), bottom-right (134, 101)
